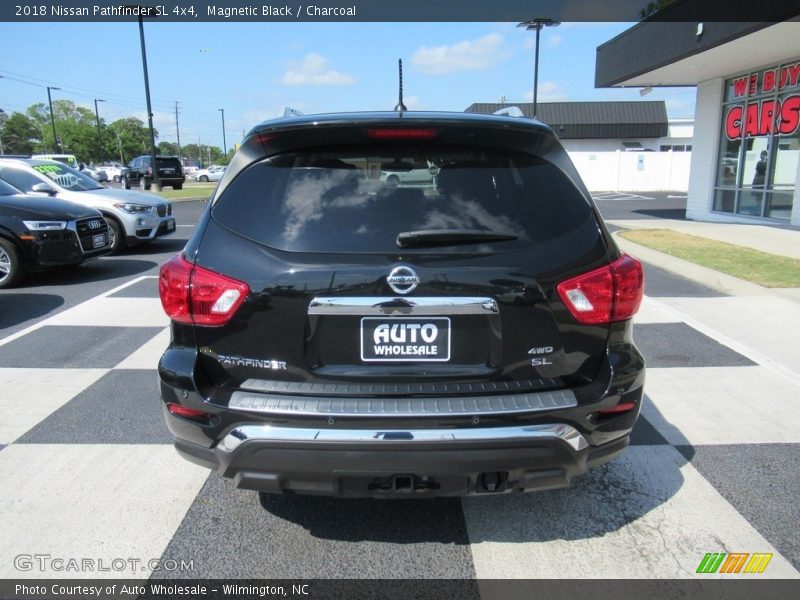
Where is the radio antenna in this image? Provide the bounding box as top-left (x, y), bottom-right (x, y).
top-left (394, 59), bottom-right (407, 112)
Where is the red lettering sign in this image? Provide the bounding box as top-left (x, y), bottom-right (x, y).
top-left (779, 63), bottom-right (800, 89)
top-left (724, 95), bottom-right (800, 140)
top-left (749, 74), bottom-right (758, 95)
top-left (725, 105), bottom-right (743, 139)
top-left (744, 103), bottom-right (759, 136)
top-left (763, 69), bottom-right (776, 93)
top-left (732, 77), bottom-right (749, 98)
top-left (780, 96), bottom-right (800, 135)
top-left (759, 100), bottom-right (776, 135)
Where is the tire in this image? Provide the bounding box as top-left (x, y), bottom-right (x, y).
top-left (387, 174), bottom-right (400, 187)
top-left (173, 184), bottom-right (183, 190)
top-left (113, 175), bottom-right (120, 183)
top-left (0, 238), bottom-right (25, 289)
top-left (104, 218), bottom-right (125, 255)
top-left (199, 175), bottom-right (209, 183)
top-left (121, 176), bottom-right (130, 190)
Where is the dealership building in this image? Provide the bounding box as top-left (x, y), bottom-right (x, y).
top-left (596, 18), bottom-right (800, 226)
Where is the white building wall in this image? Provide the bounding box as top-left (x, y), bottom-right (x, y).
top-left (569, 151), bottom-right (691, 192)
top-left (686, 78), bottom-right (723, 221)
top-left (561, 139), bottom-right (661, 152)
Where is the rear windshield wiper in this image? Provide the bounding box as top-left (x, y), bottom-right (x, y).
top-left (396, 229), bottom-right (518, 248)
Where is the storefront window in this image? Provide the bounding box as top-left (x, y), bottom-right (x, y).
top-left (714, 59), bottom-right (800, 220)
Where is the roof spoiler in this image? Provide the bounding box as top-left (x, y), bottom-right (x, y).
top-left (493, 106), bottom-right (525, 118)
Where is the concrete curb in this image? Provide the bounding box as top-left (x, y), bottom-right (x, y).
top-left (612, 231), bottom-right (800, 305)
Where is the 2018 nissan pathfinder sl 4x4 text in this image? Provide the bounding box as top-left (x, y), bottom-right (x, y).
top-left (158, 111), bottom-right (645, 497)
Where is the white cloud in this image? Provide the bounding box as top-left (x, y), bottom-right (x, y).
top-left (523, 37), bottom-right (535, 50)
top-left (547, 34), bottom-right (563, 48)
top-left (411, 33), bottom-right (511, 75)
top-left (524, 81), bottom-right (568, 102)
top-left (280, 53), bottom-right (356, 86)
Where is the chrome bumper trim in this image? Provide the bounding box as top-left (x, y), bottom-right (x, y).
top-left (308, 296), bottom-right (499, 316)
top-left (228, 389), bottom-right (577, 417)
top-left (218, 423), bottom-right (589, 454)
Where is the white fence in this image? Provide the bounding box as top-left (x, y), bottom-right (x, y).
top-left (568, 150), bottom-right (692, 192)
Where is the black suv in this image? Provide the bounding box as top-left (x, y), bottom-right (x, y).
top-left (121, 155), bottom-right (185, 191)
top-left (158, 112), bottom-right (645, 497)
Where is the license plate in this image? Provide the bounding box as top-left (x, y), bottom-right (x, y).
top-left (92, 234), bottom-right (106, 248)
top-left (360, 317), bottom-right (451, 362)
top-left (166, 219), bottom-right (175, 231)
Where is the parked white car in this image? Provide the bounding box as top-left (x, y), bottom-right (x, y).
top-left (0, 158), bottom-right (175, 254)
top-left (193, 165), bottom-right (226, 182)
top-left (82, 165), bottom-right (108, 182)
top-left (99, 163), bottom-right (124, 183)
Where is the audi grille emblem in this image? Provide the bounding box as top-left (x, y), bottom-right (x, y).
top-left (87, 220), bottom-right (102, 230)
top-left (386, 266), bottom-right (419, 295)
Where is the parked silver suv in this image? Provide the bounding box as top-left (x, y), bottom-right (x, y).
top-left (0, 158), bottom-right (176, 253)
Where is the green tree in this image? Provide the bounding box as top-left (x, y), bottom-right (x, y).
top-left (106, 117), bottom-right (158, 164)
top-left (181, 143), bottom-right (225, 167)
top-left (0, 112), bottom-right (41, 154)
top-left (158, 141), bottom-right (179, 156)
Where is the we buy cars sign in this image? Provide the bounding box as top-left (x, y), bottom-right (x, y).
top-left (725, 61), bottom-right (800, 140)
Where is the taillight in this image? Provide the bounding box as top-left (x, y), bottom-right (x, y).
top-left (167, 403), bottom-right (211, 422)
top-left (598, 402), bottom-right (637, 415)
top-left (367, 128), bottom-right (438, 140)
top-left (159, 255), bottom-right (249, 326)
top-left (556, 255), bottom-right (644, 325)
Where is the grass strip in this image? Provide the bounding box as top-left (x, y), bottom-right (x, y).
top-left (618, 229), bottom-right (800, 288)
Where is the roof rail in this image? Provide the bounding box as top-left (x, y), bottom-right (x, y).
top-left (283, 107), bottom-right (305, 118)
top-left (493, 106), bottom-right (525, 118)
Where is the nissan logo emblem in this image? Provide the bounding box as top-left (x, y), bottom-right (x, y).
top-left (386, 266), bottom-right (419, 295)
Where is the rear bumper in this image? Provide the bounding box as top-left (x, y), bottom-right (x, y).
top-left (172, 421), bottom-right (629, 497)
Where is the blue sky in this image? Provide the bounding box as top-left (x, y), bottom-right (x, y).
top-left (0, 21), bottom-right (697, 149)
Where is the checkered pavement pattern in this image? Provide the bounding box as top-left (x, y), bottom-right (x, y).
top-left (0, 273), bottom-right (798, 580)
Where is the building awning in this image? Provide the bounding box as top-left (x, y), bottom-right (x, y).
top-left (596, 16), bottom-right (800, 88)
top-left (464, 101), bottom-right (668, 139)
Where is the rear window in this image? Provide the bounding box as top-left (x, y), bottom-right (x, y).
top-left (212, 147), bottom-right (594, 253)
top-left (156, 157), bottom-right (182, 168)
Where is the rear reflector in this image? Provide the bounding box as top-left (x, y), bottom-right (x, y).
top-left (598, 402), bottom-right (637, 415)
top-left (367, 128), bottom-right (438, 140)
top-left (167, 403), bottom-right (211, 421)
top-left (556, 254), bottom-right (644, 325)
top-left (159, 254), bottom-right (249, 326)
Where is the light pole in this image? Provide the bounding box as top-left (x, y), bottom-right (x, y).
top-left (518, 18), bottom-right (560, 118)
top-left (137, 8), bottom-right (160, 190)
top-left (46, 85), bottom-right (60, 153)
top-left (93, 98), bottom-right (105, 163)
top-left (218, 108), bottom-right (227, 160)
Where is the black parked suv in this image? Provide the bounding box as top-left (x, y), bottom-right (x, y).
top-left (121, 155), bottom-right (185, 191)
top-left (158, 111), bottom-right (645, 497)
top-left (0, 179), bottom-right (110, 288)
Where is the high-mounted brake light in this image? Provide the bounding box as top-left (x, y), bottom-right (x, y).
top-left (367, 128), bottom-right (438, 140)
top-left (556, 255), bottom-right (644, 325)
top-left (255, 133), bottom-right (274, 145)
top-left (159, 255), bottom-right (249, 326)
